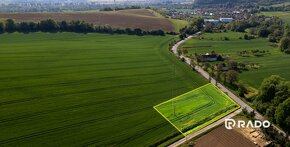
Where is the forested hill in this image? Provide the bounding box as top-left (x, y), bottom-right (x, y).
top-left (194, 0), bottom-right (288, 5)
top-left (0, 0), bottom-right (88, 4)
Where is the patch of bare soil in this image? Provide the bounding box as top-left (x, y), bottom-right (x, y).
top-left (191, 126), bottom-right (256, 147)
top-left (0, 11), bottom-right (174, 32)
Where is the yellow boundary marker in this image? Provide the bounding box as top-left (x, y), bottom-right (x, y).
top-left (211, 83), bottom-right (241, 107)
top-left (153, 83), bottom-right (241, 137)
top-left (154, 83), bottom-right (211, 108)
top-left (153, 106), bottom-right (186, 136)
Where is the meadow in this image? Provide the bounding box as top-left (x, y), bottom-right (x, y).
top-left (154, 84), bottom-right (239, 136)
top-left (0, 33), bottom-right (207, 146)
top-left (180, 32), bottom-right (290, 88)
top-left (271, 2), bottom-right (290, 7)
top-left (260, 11), bottom-right (290, 26)
top-left (169, 19), bottom-right (189, 32)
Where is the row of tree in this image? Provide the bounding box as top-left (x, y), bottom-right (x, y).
top-left (202, 15), bottom-right (290, 53)
top-left (279, 26), bottom-right (290, 53)
top-left (101, 6), bottom-right (142, 11)
top-left (179, 17), bottom-right (204, 40)
top-left (254, 75), bottom-right (290, 133)
top-left (0, 19), bottom-right (168, 36)
top-left (260, 5), bottom-right (290, 12)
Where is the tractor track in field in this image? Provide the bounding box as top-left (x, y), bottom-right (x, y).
top-left (0, 87), bottom-right (184, 124)
top-left (0, 78), bottom-right (177, 106)
top-left (0, 106), bottom-right (153, 145)
top-left (81, 120), bottom-right (170, 146)
top-left (0, 58), bottom-right (163, 72)
top-left (0, 63), bottom-right (169, 81)
top-left (0, 70), bottom-right (170, 92)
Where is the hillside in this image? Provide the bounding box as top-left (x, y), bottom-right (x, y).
top-left (0, 9), bottom-right (176, 32)
top-left (0, 0), bottom-right (88, 4)
top-left (194, 0), bottom-right (288, 5)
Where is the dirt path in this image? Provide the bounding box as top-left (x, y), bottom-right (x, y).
top-left (169, 34), bottom-right (289, 147)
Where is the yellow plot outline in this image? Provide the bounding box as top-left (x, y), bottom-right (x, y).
top-left (153, 83), bottom-right (240, 137)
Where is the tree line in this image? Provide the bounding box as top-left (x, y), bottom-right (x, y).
top-left (101, 6), bottom-right (142, 11)
top-left (186, 15), bottom-right (290, 54)
top-left (179, 17), bottom-right (204, 40)
top-left (253, 75), bottom-right (290, 134)
top-left (225, 15), bottom-right (290, 53)
top-left (0, 19), bottom-right (170, 36)
top-left (260, 5), bottom-right (290, 12)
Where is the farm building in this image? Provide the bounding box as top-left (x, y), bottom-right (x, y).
top-left (204, 19), bottom-right (219, 24)
top-left (204, 18), bottom-right (234, 24)
top-left (219, 18), bottom-right (234, 23)
top-left (197, 53), bottom-right (219, 62)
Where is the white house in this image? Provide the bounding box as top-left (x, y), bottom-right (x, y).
top-left (219, 18), bottom-right (234, 23)
top-left (204, 19), bottom-right (219, 24)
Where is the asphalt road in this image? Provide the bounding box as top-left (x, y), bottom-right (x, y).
top-left (169, 34), bottom-right (288, 147)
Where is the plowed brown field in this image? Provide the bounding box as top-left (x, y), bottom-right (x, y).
top-left (0, 9), bottom-right (174, 32)
top-left (194, 126), bottom-right (256, 147)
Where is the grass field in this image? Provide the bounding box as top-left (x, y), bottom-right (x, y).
top-left (154, 84), bottom-right (239, 136)
top-left (0, 9), bottom-right (175, 32)
top-left (180, 32), bottom-right (290, 88)
top-left (169, 19), bottom-right (189, 33)
top-left (270, 2), bottom-right (290, 7)
top-left (260, 11), bottom-right (290, 26)
top-left (0, 32), bottom-right (207, 146)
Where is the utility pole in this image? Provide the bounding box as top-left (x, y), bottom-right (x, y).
top-left (172, 65), bottom-right (176, 117)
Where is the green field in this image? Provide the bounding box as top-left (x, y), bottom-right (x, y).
top-left (0, 33), bottom-right (207, 146)
top-left (270, 2), bottom-right (290, 7)
top-left (154, 83), bottom-right (239, 136)
top-left (180, 32), bottom-right (290, 88)
top-left (170, 19), bottom-right (189, 32)
top-left (260, 11), bottom-right (290, 26)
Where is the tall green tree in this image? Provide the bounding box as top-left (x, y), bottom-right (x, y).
top-left (284, 25), bottom-right (290, 37)
top-left (191, 17), bottom-right (204, 31)
top-left (59, 21), bottom-right (69, 32)
top-left (5, 19), bottom-right (16, 33)
top-left (258, 75), bottom-right (284, 102)
top-left (0, 22), bottom-right (4, 33)
top-left (19, 22), bottom-right (30, 33)
top-left (258, 27), bottom-right (271, 37)
top-left (273, 81), bottom-right (290, 105)
top-left (225, 70), bottom-right (238, 85)
top-left (279, 37), bottom-right (290, 52)
top-left (39, 19), bottom-right (59, 32)
top-left (275, 98), bottom-right (290, 133)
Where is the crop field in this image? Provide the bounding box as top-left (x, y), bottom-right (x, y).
top-left (260, 11), bottom-right (290, 26)
top-left (154, 83), bottom-right (239, 136)
top-left (0, 32), bottom-right (207, 146)
top-left (115, 9), bottom-right (157, 17)
top-left (180, 126), bottom-right (256, 147)
top-left (180, 32), bottom-right (290, 88)
top-left (0, 9), bottom-right (175, 32)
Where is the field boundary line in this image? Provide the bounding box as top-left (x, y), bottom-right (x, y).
top-left (153, 83), bottom-right (239, 137)
top-left (168, 108), bottom-right (242, 147)
top-left (154, 83), bottom-right (211, 107)
top-left (211, 84), bottom-right (241, 109)
top-left (153, 106), bottom-right (186, 136)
